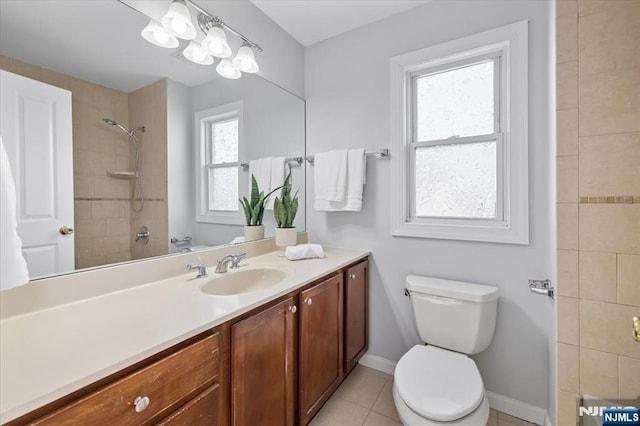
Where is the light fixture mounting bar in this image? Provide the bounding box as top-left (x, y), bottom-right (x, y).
top-left (187, 0), bottom-right (263, 52)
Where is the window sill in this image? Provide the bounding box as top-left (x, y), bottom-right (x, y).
top-left (392, 220), bottom-right (529, 245)
top-left (196, 212), bottom-right (244, 226)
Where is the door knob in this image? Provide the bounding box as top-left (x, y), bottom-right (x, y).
top-left (304, 297), bottom-right (313, 305)
top-left (349, 274), bottom-right (356, 280)
top-left (288, 305), bottom-right (297, 314)
top-left (59, 226), bottom-right (74, 235)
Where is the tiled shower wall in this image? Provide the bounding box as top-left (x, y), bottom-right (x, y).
top-left (128, 80), bottom-right (169, 260)
top-left (0, 56), bottom-right (168, 269)
top-left (556, 0), bottom-right (640, 424)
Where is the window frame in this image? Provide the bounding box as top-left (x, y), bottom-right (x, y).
top-left (390, 20), bottom-right (529, 244)
top-left (194, 101), bottom-right (245, 225)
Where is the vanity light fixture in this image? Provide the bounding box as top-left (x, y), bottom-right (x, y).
top-left (141, 19), bottom-right (179, 48)
top-left (183, 41), bottom-right (214, 65)
top-left (233, 43), bottom-right (259, 73)
top-left (216, 59), bottom-right (241, 79)
top-left (202, 23), bottom-right (232, 58)
top-left (135, 0), bottom-right (262, 79)
top-left (161, 0), bottom-right (197, 40)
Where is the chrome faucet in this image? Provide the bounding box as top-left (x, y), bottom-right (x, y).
top-left (187, 263), bottom-right (208, 278)
top-left (215, 253), bottom-right (246, 273)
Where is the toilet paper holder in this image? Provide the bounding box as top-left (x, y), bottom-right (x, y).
top-left (529, 279), bottom-right (554, 299)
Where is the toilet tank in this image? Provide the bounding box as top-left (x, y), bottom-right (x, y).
top-left (406, 275), bottom-right (500, 355)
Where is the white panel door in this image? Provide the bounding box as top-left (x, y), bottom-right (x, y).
top-left (0, 70), bottom-right (74, 279)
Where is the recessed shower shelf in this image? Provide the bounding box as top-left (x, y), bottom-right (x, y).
top-left (107, 171), bottom-right (139, 179)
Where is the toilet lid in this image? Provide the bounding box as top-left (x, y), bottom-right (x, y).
top-left (395, 345), bottom-right (484, 422)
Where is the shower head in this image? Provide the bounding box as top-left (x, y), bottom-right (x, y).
top-left (102, 118), bottom-right (145, 137)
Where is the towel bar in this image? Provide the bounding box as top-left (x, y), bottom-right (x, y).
top-left (305, 149), bottom-right (390, 165)
top-left (240, 157), bottom-right (304, 170)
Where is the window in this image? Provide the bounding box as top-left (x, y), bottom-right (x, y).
top-left (391, 21), bottom-right (529, 244)
top-left (195, 101), bottom-right (244, 224)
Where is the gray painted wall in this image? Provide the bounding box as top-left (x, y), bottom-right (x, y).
top-left (304, 0), bottom-right (554, 411)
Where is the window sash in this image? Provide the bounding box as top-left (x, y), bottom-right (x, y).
top-left (408, 133), bottom-right (505, 223)
top-left (206, 164), bottom-right (239, 212)
top-left (206, 116), bottom-right (239, 165)
top-left (409, 53), bottom-right (501, 144)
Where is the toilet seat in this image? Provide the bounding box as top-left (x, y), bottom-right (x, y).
top-left (394, 345), bottom-right (485, 422)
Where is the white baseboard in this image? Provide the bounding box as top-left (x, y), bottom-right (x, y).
top-left (358, 354), bottom-right (549, 426)
top-left (358, 353), bottom-right (397, 376)
top-left (486, 392), bottom-right (547, 425)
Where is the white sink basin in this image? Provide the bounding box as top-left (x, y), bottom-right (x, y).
top-left (200, 267), bottom-right (287, 296)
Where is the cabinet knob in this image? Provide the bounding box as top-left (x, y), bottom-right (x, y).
top-left (134, 396), bottom-right (150, 413)
top-left (349, 274), bottom-right (356, 280)
top-left (288, 305), bottom-right (297, 314)
top-left (304, 297), bottom-right (313, 305)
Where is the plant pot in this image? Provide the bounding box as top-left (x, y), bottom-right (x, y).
top-left (244, 225), bottom-right (264, 242)
top-left (275, 227), bottom-right (297, 252)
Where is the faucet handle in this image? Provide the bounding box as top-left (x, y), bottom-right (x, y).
top-left (231, 253), bottom-right (246, 268)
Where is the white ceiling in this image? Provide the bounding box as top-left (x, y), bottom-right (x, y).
top-left (250, 0), bottom-right (430, 46)
top-left (0, 1), bottom-right (230, 93)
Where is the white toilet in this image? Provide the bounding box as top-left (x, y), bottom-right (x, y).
top-left (393, 275), bottom-right (500, 425)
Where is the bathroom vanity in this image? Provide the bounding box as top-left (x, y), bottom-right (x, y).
top-left (0, 247), bottom-right (369, 426)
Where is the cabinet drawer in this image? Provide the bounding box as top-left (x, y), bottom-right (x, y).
top-left (156, 384), bottom-right (219, 426)
top-left (32, 333), bottom-right (220, 425)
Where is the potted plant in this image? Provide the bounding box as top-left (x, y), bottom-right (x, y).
top-left (273, 172), bottom-right (299, 252)
top-left (240, 175), bottom-right (281, 241)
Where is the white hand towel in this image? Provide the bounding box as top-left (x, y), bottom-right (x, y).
top-left (313, 149), bottom-right (348, 206)
top-left (0, 136), bottom-right (29, 290)
top-left (285, 244), bottom-right (325, 261)
top-left (248, 157), bottom-right (272, 199)
top-left (315, 148), bottom-right (366, 212)
top-left (266, 156), bottom-right (287, 210)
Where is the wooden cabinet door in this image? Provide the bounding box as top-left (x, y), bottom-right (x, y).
top-left (231, 297), bottom-right (297, 426)
top-left (299, 274), bottom-right (343, 424)
top-left (344, 260), bottom-right (368, 374)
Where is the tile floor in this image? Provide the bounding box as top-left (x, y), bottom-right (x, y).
top-left (310, 365), bottom-right (537, 426)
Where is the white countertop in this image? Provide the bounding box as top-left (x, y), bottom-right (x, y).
top-left (0, 246), bottom-right (368, 423)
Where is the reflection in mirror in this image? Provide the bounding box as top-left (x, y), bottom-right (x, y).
top-left (0, 0), bottom-right (305, 285)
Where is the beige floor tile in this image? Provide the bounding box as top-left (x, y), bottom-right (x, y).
top-left (358, 365), bottom-right (394, 381)
top-left (333, 365), bottom-right (386, 409)
top-left (363, 412), bottom-right (402, 426)
top-left (371, 380), bottom-right (400, 422)
top-left (497, 412), bottom-right (536, 425)
top-left (309, 395), bottom-right (370, 426)
top-left (487, 408), bottom-right (498, 426)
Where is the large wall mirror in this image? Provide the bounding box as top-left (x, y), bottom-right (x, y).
top-left (0, 0), bottom-right (305, 284)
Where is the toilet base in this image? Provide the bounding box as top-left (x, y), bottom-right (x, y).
top-left (392, 383), bottom-right (490, 425)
